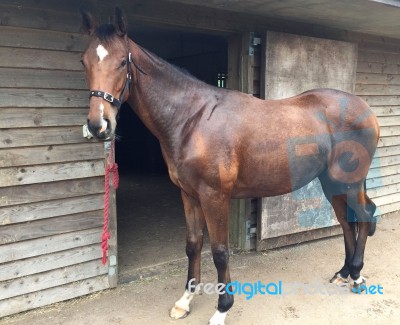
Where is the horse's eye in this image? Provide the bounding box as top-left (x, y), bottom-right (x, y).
top-left (121, 59), bottom-right (127, 67)
top-left (80, 59), bottom-right (85, 67)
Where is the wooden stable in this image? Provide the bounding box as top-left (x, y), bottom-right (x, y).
top-left (0, 0), bottom-right (399, 317)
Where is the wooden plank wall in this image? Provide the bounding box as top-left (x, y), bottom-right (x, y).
top-left (355, 38), bottom-right (400, 215)
top-left (0, 3), bottom-right (110, 318)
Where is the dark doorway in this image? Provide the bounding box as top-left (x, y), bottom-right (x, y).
top-left (115, 25), bottom-right (228, 282)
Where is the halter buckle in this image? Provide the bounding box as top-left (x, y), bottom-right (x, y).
top-left (103, 92), bottom-right (114, 103)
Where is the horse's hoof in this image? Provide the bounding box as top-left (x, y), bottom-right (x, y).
top-left (329, 272), bottom-right (349, 286)
top-left (350, 276), bottom-right (367, 294)
top-left (170, 305), bottom-right (189, 319)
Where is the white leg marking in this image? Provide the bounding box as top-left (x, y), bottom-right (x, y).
top-left (350, 275), bottom-right (366, 285)
top-left (209, 310), bottom-right (227, 325)
top-left (96, 44), bottom-right (109, 62)
top-left (174, 290), bottom-right (195, 312)
top-left (170, 290), bottom-right (194, 319)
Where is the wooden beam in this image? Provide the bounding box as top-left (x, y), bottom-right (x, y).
top-left (0, 194), bottom-right (104, 225)
top-left (0, 47), bottom-right (82, 71)
top-left (0, 126), bottom-right (93, 148)
top-left (0, 26), bottom-right (88, 52)
top-left (0, 143), bottom-right (104, 168)
top-left (0, 228), bottom-right (102, 263)
top-left (0, 210), bottom-right (103, 244)
top-left (0, 89), bottom-right (87, 108)
top-left (0, 160), bottom-right (105, 187)
top-left (0, 244), bottom-right (101, 282)
top-left (0, 68), bottom-right (86, 90)
top-left (0, 275), bottom-right (109, 318)
top-left (0, 108), bottom-right (88, 128)
top-left (0, 177), bottom-right (104, 207)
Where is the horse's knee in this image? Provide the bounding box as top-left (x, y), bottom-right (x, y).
top-left (186, 234), bottom-right (202, 258)
top-left (212, 244), bottom-right (229, 269)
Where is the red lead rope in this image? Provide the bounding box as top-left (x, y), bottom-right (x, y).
top-left (102, 140), bottom-right (119, 265)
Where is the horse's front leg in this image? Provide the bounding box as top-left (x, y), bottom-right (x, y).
top-left (170, 191), bottom-right (205, 319)
top-left (199, 190), bottom-right (233, 325)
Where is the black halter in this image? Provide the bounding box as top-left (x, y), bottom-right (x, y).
top-left (89, 52), bottom-right (133, 109)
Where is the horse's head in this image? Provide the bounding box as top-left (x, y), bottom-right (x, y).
top-left (80, 7), bottom-right (132, 140)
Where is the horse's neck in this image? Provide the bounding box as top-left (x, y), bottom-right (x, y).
top-left (128, 41), bottom-right (210, 148)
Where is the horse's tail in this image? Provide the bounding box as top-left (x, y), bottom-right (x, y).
top-left (365, 178), bottom-right (377, 237)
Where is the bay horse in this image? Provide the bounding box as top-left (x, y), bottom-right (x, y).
top-left (80, 8), bottom-right (380, 325)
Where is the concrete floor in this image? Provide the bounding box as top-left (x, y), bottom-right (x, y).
top-left (1, 210), bottom-right (399, 325)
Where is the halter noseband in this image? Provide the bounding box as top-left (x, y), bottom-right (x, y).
top-left (89, 52), bottom-right (133, 109)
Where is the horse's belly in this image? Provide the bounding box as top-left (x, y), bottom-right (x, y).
top-left (232, 148), bottom-right (326, 198)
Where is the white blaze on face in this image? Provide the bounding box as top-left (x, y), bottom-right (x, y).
top-left (99, 103), bottom-right (108, 133)
top-left (96, 44), bottom-right (109, 62)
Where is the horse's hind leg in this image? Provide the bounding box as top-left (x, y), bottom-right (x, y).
top-left (170, 191), bottom-right (205, 319)
top-left (323, 192), bottom-right (357, 285)
top-left (345, 189), bottom-right (377, 291)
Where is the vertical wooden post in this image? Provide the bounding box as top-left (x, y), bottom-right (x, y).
top-left (228, 32), bottom-right (255, 251)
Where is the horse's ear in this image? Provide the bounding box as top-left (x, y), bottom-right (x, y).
top-left (114, 7), bottom-right (127, 36)
top-left (80, 8), bottom-right (95, 35)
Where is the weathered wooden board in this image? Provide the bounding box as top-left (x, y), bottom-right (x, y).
top-left (0, 259), bottom-right (107, 300)
top-left (0, 177), bottom-right (104, 207)
top-left (0, 126), bottom-right (92, 148)
top-left (376, 144), bottom-right (400, 157)
top-left (0, 26), bottom-right (87, 51)
top-left (0, 194), bottom-right (104, 225)
top-left (374, 192), bottom-right (400, 207)
top-left (363, 95), bottom-right (400, 106)
top-left (371, 153), bottom-right (400, 169)
top-left (372, 107), bottom-right (400, 117)
top-left (0, 47), bottom-right (82, 71)
top-left (0, 108), bottom-right (88, 128)
top-left (0, 69), bottom-right (86, 90)
top-left (0, 228), bottom-right (102, 264)
top-left (264, 31), bottom-right (357, 99)
top-left (0, 4), bottom-right (83, 33)
top-left (0, 143), bottom-right (104, 168)
top-left (378, 135), bottom-right (400, 147)
top-left (368, 182), bottom-right (400, 199)
top-left (379, 201), bottom-right (400, 215)
top-left (0, 210), bottom-right (103, 244)
top-left (0, 244), bottom-right (101, 282)
top-left (0, 160), bottom-right (104, 187)
top-left (0, 275), bottom-right (109, 318)
top-left (367, 173), bottom-right (400, 189)
top-left (358, 50), bottom-right (400, 64)
top-left (0, 89), bottom-right (87, 108)
top-left (368, 163), bottom-right (400, 178)
top-left (356, 84), bottom-right (400, 96)
top-left (380, 126), bottom-right (400, 137)
top-left (357, 73), bottom-right (400, 85)
top-left (378, 116), bottom-right (400, 126)
top-left (357, 62), bottom-right (400, 74)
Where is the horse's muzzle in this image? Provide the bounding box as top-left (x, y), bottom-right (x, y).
top-left (87, 119), bottom-right (113, 141)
